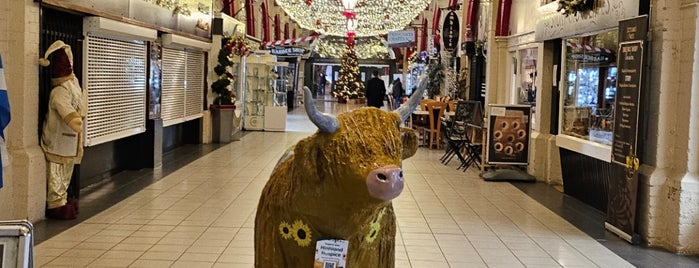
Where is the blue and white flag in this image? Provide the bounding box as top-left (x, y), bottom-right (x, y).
top-left (0, 53), bottom-right (11, 189)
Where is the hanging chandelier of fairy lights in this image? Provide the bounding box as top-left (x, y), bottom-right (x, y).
top-left (312, 36), bottom-right (391, 59)
top-left (275, 0), bottom-right (429, 37)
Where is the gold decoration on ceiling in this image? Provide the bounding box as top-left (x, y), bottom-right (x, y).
top-left (312, 36), bottom-right (390, 59)
top-left (275, 0), bottom-right (430, 37)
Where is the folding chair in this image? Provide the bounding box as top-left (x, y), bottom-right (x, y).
top-left (441, 101), bottom-right (470, 165)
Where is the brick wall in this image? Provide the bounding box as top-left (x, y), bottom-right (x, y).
top-left (643, 1), bottom-right (699, 254)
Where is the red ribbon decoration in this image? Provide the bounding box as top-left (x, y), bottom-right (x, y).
top-left (342, 10), bottom-right (356, 19)
top-left (347, 32), bottom-right (356, 48)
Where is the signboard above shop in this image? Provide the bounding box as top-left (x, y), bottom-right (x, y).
top-left (535, 0), bottom-right (639, 41)
top-left (269, 46), bottom-right (309, 57)
top-left (387, 30), bottom-right (415, 48)
top-left (42, 0), bottom-right (213, 39)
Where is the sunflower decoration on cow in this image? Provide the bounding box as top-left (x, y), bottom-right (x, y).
top-left (254, 76), bottom-right (427, 267)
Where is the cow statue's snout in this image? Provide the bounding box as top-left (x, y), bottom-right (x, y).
top-left (366, 165), bottom-right (405, 201)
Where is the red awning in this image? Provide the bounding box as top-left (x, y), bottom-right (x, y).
top-left (264, 36), bottom-right (318, 47)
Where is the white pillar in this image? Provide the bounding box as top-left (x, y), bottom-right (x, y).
top-left (677, 3), bottom-right (699, 254)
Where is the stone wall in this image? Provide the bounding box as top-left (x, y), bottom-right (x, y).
top-left (0, 0), bottom-right (46, 222)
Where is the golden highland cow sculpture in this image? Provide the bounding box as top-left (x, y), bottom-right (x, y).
top-left (254, 77), bottom-right (427, 268)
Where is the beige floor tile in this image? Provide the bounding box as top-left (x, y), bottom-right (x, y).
top-left (179, 252), bottom-right (221, 262)
top-left (89, 257), bottom-right (137, 267)
top-left (100, 250), bottom-right (144, 260)
top-left (44, 256), bottom-right (95, 267)
top-left (34, 247), bottom-right (68, 257)
top-left (171, 261), bottom-right (215, 268)
top-left (59, 248), bottom-right (107, 258)
top-left (128, 259), bottom-right (174, 268)
top-left (408, 260), bottom-right (450, 268)
top-left (111, 243), bottom-right (153, 252)
top-left (139, 250), bottom-right (182, 261)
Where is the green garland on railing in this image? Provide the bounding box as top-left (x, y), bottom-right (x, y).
top-left (557, 0), bottom-right (595, 17)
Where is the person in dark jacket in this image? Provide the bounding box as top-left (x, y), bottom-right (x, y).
top-left (392, 78), bottom-right (404, 109)
top-left (365, 70), bottom-right (386, 108)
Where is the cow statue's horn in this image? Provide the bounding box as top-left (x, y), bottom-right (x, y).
top-left (395, 75), bottom-right (428, 122)
top-left (304, 86), bottom-right (339, 134)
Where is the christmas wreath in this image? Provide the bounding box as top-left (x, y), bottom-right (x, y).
top-left (557, 0), bottom-right (595, 17)
top-left (211, 35), bottom-right (252, 105)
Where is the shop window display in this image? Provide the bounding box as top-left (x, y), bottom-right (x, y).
top-left (562, 30), bottom-right (618, 145)
top-left (518, 48), bottom-right (538, 130)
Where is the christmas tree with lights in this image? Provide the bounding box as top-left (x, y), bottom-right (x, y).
top-left (333, 46), bottom-right (365, 102)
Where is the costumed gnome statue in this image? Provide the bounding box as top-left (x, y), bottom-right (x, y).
top-left (254, 76), bottom-right (427, 267)
top-left (38, 40), bottom-right (87, 220)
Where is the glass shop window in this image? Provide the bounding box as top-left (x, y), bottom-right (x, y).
top-left (562, 30), bottom-right (618, 145)
top-left (518, 48), bottom-right (538, 130)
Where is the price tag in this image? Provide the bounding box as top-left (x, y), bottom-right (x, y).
top-left (314, 239), bottom-right (348, 268)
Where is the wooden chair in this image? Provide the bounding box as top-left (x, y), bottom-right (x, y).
top-left (410, 99), bottom-right (434, 145)
top-left (425, 101), bottom-right (447, 149)
top-left (448, 100), bottom-right (457, 112)
top-left (419, 99), bottom-right (435, 110)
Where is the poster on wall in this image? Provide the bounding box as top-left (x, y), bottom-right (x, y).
top-left (486, 104), bottom-right (531, 165)
top-left (606, 15), bottom-right (648, 245)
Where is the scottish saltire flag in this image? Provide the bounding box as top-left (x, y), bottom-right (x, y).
top-left (0, 53), bottom-right (10, 189)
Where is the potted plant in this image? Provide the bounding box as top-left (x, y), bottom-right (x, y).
top-left (211, 35), bottom-right (251, 143)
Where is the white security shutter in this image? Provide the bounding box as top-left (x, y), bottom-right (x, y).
top-left (185, 50), bottom-right (204, 120)
top-left (161, 48), bottom-right (186, 126)
top-left (84, 35), bottom-right (147, 146)
top-left (161, 48), bottom-right (204, 126)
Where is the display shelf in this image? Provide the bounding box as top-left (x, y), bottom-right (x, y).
top-left (243, 52), bottom-right (276, 130)
top-left (263, 62), bottom-right (290, 131)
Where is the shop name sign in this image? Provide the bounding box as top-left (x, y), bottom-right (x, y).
top-left (535, 0), bottom-right (639, 41)
top-left (570, 53), bottom-right (613, 63)
top-left (269, 46), bottom-right (308, 56)
top-left (387, 30), bottom-right (415, 48)
top-left (442, 11), bottom-right (460, 53)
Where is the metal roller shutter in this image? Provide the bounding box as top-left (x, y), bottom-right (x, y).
top-left (185, 50), bottom-right (204, 120)
top-left (84, 35), bottom-right (147, 146)
top-left (161, 48), bottom-right (204, 127)
top-left (161, 48), bottom-right (186, 126)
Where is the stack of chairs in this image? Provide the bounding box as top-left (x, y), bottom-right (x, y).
top-left (441, 100), bottom-right (483, 171)
top-left (441, 100), bottom-right (469, 165)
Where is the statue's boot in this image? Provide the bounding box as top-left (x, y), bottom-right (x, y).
top-left (68, 198), bottom-right (79, 214)
top-left (47, 204), bottom-right (76, 220)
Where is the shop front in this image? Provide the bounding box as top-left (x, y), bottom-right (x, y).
top-left (534, 1), bottom-right (642, 213)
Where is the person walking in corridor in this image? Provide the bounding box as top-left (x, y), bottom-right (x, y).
top-left (365, 70), bottom-right (386, 108)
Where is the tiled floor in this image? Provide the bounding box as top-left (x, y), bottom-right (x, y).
top-left (32, 99), bottom-right (697, 267)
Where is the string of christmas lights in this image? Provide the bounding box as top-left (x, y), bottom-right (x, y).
top-left (334, 46), bottom-right (365, 100)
